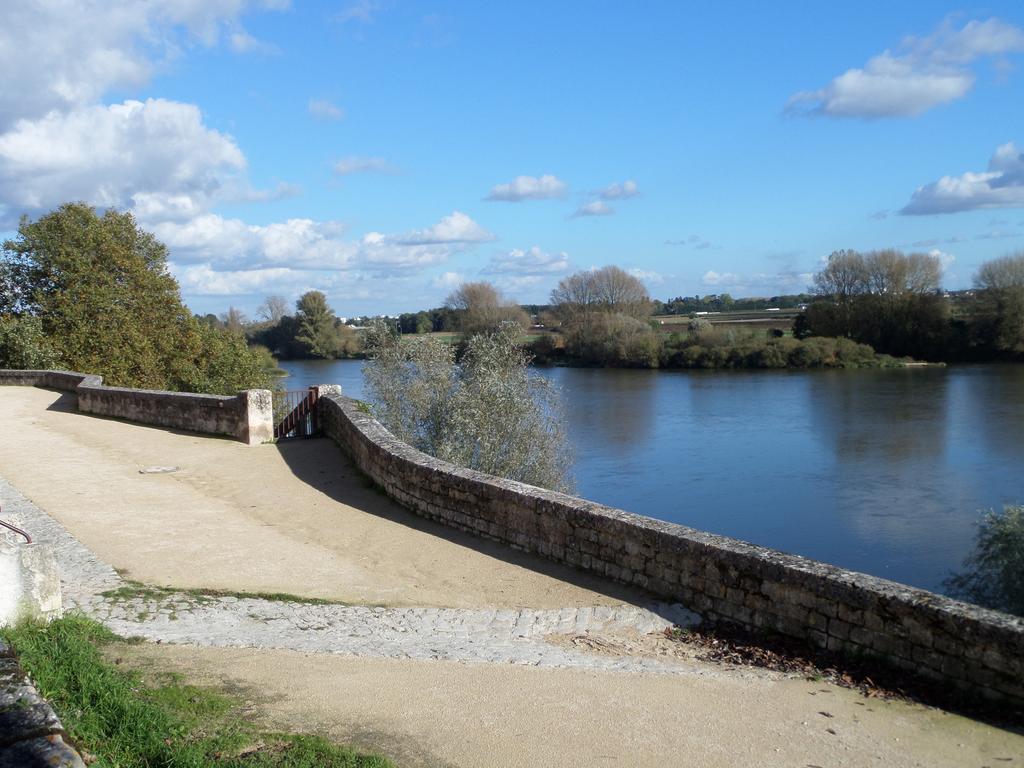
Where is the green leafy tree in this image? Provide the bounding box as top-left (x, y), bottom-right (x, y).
top-left (295, 290), bottom-right (343, 358)
top-left (1, 203), bottom-right (271, 393)
top-left (0, 316), bottom-right (60, 369)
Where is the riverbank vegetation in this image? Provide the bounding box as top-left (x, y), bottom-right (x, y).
top-left (0, 204), bottom-right (277, 394)
top-left (796, 249), bottom-right (1024, 363)
top-left (0, 615), bottom-right (392, 767)
top-left (363, 321), bottom-right (572, 492)
top-left (946, 505), bottom-right (1024, 617)
top-left (222, 247), bottom-right (1023, 374)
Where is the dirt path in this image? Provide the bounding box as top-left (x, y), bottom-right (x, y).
top-left (0, 386), bottom-right (628, 609)
top-left (118, 643), bottom-right (1023, 768)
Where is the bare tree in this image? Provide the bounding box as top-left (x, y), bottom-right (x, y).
top-left (550, 265), bottom-right (650, 321)
top-left (220, 306), bottom-right (248, 332)
top-left (445, 281), bottom-right (528, 335)
top-left (864, 249), bottom-right (941, 296)
top-left (257, 294), bottom-right (289, 324)
top-left (815, 249), bottom-right (941, 299)
top-left (813, 250), bottom-right (869, 300)
top-left (976, 251), bottom-right (1024, 291)
top-left (974, 251), bottom-right (1024, 354)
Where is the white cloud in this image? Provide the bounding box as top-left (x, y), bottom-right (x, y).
top-left (628, 268), bottom-right (665, 284)
top-left (397, 211), bottom-right (495, 245)
top-left (154, 209), bottom-right (491, 275)
top-left (485, 174), bottom-right (567, 202)
top-left (901, 142), bottom-right (1024, 214)
top-left (599, 180), bottom-right (639, 200)
top-left (786, 18), bottom-right (1024, 118)
top-left (0, 0), bottom-right (286, 131)
top-left (308, 99), bottom-right (345, 121)
top-left (484, 246), bottom-right (569, 275)
top-left (175, 264), bottom-right (303, 295)
top-left (152, 215), bottom-right (354, 270)
top-left (431, 271), bottom-right (465, 289)
top-left (571, 200), bottom-right (614, 218)
top-left (333, 156), bottom-right (395, 175)
top-left (702, 269), bottom-right (814, 293)
top-left (0, 98), bottom-right (246, 224)
top-left (928, 248), bottom-right (956, 271)
top-left (229, 30), bottom-right (278, 55)
top-left (702, 270), bottom-right (742, 287)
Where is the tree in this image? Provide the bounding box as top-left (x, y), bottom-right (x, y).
top-left (295, 290), bottom-right (342, 358)
top-left (550, 265), bottom-right (651, 322)
top-left (813, 249), bottom-right (869, 301)
top-left (363, 321), bottom-right (572, 491)
top-left (256, 295), bottom-right (289, 325)
top-left (220, 306), bottom-right (248, 333)
top-left (445, 281), bottom-right (528, 335)
top-left (972, 252), bottom-right (1024, 356)
top-left (0, 203), bottom-right (272, 393)
top-left (0, 316), bottom-right (60, 369)
top-left (803, 248), bottom-right (947, 359)
top-left (550, 266), bottom-right (655, 364)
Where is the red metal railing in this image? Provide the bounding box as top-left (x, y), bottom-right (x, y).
top-left (0, 506), bottom-right (32, 544)
top-left (273, 387), bottom-right (320, 440)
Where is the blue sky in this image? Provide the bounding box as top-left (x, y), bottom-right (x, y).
top-left (2, 2), bottom-right (1023, 317)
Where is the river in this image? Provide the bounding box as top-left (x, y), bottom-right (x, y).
top-left (279, 359), bottom-right (1024, 596)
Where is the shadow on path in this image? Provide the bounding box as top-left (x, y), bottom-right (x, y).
top-left (275, 437), bottom-right (658, 610)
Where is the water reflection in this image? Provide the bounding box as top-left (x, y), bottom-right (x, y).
top-left (961, 365), bottom-right (1024, 462)
top-left (807, 369), bottom-right (949, 462)
top-left (547, 368), bottom-right (659, 454)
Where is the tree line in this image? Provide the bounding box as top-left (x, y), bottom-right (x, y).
top-left (797, 248), bottom-right (1024, 362)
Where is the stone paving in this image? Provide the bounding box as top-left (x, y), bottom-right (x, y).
top-left (0, 477), bottom-right (703, 674)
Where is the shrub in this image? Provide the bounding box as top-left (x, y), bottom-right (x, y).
top-left (945, 505), bottom-right (1024, 616)
top-left (363, 322), bottom-right (572, 492)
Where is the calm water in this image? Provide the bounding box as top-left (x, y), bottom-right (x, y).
top-left (280, 359), bottom-right (1024, 595)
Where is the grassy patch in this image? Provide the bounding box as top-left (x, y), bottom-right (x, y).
top-left (1, 616), bottom-right (392, 767)
top-left (101, 581), bottom-right (346, 607)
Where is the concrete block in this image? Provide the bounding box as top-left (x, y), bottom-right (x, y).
top-left (0, 541), bottom-right (62, 627)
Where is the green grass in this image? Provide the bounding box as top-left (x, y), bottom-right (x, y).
top-left (1, 616), bottom-right (392, 767)
top-left (101, 581), bottom-right (346, 607)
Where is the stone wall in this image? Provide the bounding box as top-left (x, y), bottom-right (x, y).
top-left (318, 392), bottom-right (1024, 706)
top-left (0, 370), bottom-right (272, 444)
top-left (1, 638), bottom-right (85, 767)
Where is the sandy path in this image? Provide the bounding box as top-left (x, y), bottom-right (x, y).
top-left (117, 643), bottom-right (1024, 768)
top-left (0, 386), bottom-right (627, 609)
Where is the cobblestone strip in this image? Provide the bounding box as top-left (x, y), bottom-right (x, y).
top-left (0, 478), bottom-right (702, 675)
top-left (0, 638), bottom-right (85, 768)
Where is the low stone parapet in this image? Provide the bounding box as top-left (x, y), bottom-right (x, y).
top-left (0, 369), bottom-right (272, 444)
top-left (318, 392), bottom-right (1024, 706)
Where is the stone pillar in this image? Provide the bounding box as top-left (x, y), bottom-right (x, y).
top-left (315, 384), bottom-right (343, 398)
top-left (240, 389), bottom-right (274, 445)
top-left (0, 541), bottom-right (62, 626)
